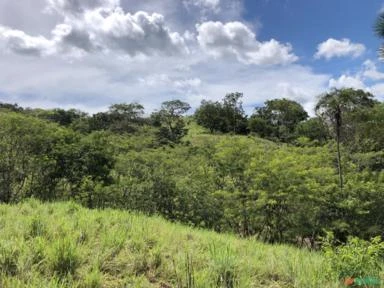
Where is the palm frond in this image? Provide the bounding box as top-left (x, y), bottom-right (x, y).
top-left (374, 13), bottom-right (384, 38)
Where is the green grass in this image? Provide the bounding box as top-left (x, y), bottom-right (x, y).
top-left (0, 200), bottom-right (341, 287)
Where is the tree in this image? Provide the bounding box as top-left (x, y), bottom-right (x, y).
top-left (0, 112), bottom-right (115, 203)
top-left (295, 117), bottom-right (330, 144)
top-left (194, 100), bottom-right (224, 133)
top-left (315, 88), bottom-right (375, 190)
top-left (152, 100), bottom-right (191, 144)
top-left (249, 98), bottom-right (308, 142)
top-left (374, 12), bottom-right (384, 58)
top-left (343, 102), bottom-right (384, 153)
top-left (194, 93), bottom-right (248, 134)
top-left (0, 102), bottom-right (23, 112)
top-left (222, 92), bottom-right (248, 134)
top-left (108, 103), bottom-right (144, 122)
top-left (107, 103), bottom-right (145, 133)
top-left (212, 137), bottom-right (257, 236)
top-left (88, 103), bottom-right (145, 133)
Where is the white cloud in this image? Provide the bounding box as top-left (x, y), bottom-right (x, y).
top-left (0, 6), bottom-right (188, 58)
top-left (0, 26), bottom-right (54, 56)
top-left (328, 74), bottom-right (366, 90)
top-left (370, 83), bottom-right (384, 100)
top-left (45, 0), bottom-right (119, 16)
top-left (362, 60), bottom-right (384, 81)
top-left (0, 50), bottom-right (329, 115)
top-left (78, 8), bottom-right (188, 56)
top-left (138, 74), bottom-right (202, 95)
top-left (196, 21), bottom-right (298, 65)
top-left (326, 59), bottom-right (384, 102)
top-left (315, 38), bottom-right (366, 60)
top-left (0, 0), bottom-right (331, 115)
top-left (184, 0), bottom-right (221, 13)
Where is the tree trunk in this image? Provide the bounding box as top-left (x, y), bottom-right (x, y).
top-left (335, 110), bottom-right (343, 191)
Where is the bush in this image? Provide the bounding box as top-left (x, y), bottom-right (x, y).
top-left (323, 233), bottom-right (384, 279)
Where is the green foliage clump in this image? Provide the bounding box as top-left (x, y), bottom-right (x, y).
top-left (47, 237), bottom-right (80, 277)
top-left (195, 92), bottom-right (248, 134)
top-left (323, 233), bottom-right (384, 280)
top-left (0, 240), bottom-right (19, 276)
top-left (249, 98), bottom-right (308, 142)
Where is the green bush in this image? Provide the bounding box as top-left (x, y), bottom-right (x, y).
top-left (323, 233), bottom-right (384, 279)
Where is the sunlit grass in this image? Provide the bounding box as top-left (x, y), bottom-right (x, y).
top-left (0, 200), bottom-right (341, 287)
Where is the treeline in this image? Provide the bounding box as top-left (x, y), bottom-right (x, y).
top-left (0, 88), bottom-right (383, 244)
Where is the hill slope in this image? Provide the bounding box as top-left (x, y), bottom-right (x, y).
top-left (0, 200), bottom-right (338, 287)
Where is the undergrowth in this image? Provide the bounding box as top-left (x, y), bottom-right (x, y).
top-left (0, 199), bottom-right (360, 287)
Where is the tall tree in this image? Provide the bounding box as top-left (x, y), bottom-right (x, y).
top-left (194, 93), bottom-right (248, 134)
top-left (194, 100), bottom-right (224, 133)
top-left (315, 88), bottom-right (375, 190)
top-left (152, 100), bottom-right (191, 144)
top-left (222, 92), bottom-right (248, 134)
top-left (107, 103), bottom-right (145, 133)
top-left (249, 98), bottom-right (308, 142)
top-left (374, 12), bottom-right (384, 58)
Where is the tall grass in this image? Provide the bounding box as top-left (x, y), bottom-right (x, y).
top-left (0, 200), bottom-right (345, 287)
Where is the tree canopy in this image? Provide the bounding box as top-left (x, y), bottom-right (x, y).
top-left (249, 98), bottom-right (308, 142)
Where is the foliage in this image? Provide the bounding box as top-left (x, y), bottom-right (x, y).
top-left (344, 103), bottom-right (384, 153)
top-left (0, 112), bottom-right (114, 203)
top-left (315, 88), bottom-right (375, 141)
top-left (295, 117), bottom-right (330, 144)
top-left (0, 96), bottom-right (383, 245)
top-left (0, 200), bottom-right (338, 287)
top-left (249, 98), bottom-right (308, 142)
top-left (323, 233), bottom-right (384, 279)
top-left (375, 12), bottom-right (384, 58)
top-left (87, 103), bottom-right (145, 133)
top-left (151, 100), bottom-right (191, 144)
top-left (195, 93), bottom-right (248, 134)
top-left (315, 88), bottom-right (376, 190)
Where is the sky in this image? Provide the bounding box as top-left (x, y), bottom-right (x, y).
top-left (0, 0), bottom-right (384, 115)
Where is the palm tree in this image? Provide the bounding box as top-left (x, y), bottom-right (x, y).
top-left (374, 12), bottom-right (384, 58)
top-left (315, 88), bottom-right (375, 191)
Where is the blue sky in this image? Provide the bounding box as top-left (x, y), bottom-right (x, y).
top-left (245, 0), bottom-right (383, 69)
top-left (0, 0), bottom-right (383, 114)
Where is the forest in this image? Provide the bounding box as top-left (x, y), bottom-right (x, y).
top-left (0, 87), bottom-right (383, 246)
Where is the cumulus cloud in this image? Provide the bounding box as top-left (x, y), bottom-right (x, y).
top-left (196, 21), bottom-right (298, 65)
top-left (328, 74), bottom-right (366, 90)
top-left (315, 38), bottom-right (365, 60)
top-left (0, 26), bottom-right (54, 56)
top-left (0, 0), bottom-right (332, 114)
top-left (327, 59), bottom-right (384, 101)
top-left (0, 5), bottom-right (188, 58)
top-left (79, 8), bottom-right (187, 56)
top-left (362, 60), bottom-right (384, 81)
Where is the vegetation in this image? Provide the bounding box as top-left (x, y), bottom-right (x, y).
top-left (195, 93), bottom-right (248, 134)
top-left (249, 98), bottom-right (308, 142)
top-left (0, 87), bottom-right (383, 286)
top-left (0, 89), bottom-right (383, 245)
top-left (0, 200), bottom-right (344, 287)
top-left (315, 88), bottom-right (376, 190)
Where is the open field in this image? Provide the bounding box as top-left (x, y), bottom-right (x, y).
top-left (0, 200), bottom-right (340, 288)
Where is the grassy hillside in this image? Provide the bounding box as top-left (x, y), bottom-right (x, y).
top-left (0, 200), bottom-right (339, 288)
